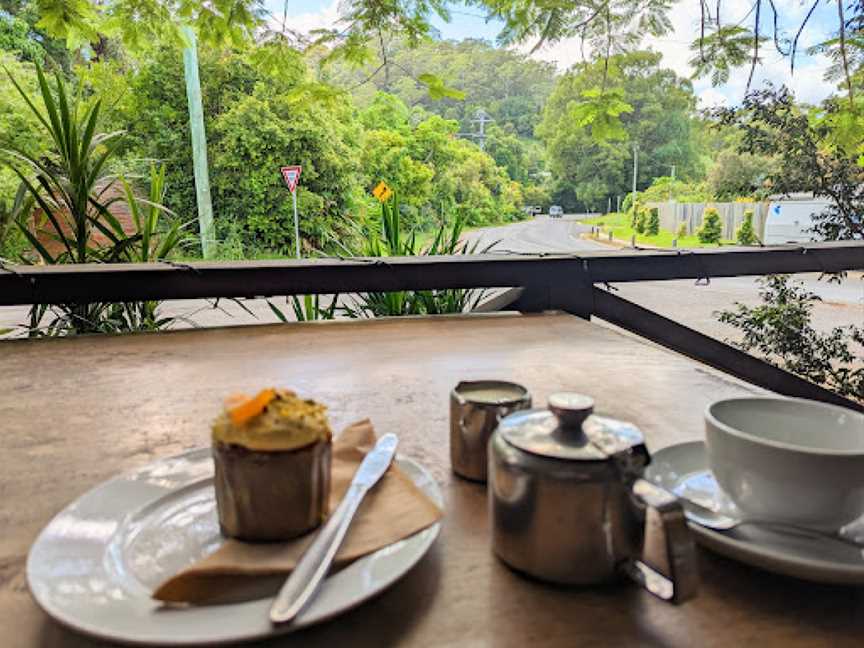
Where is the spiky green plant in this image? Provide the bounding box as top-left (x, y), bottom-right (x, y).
top-left (1, 65), bottom-right (185, 335)
top-left (341, 194), bottom-right (496, 318)
top-left (3, 64), bottom-right (125, 264)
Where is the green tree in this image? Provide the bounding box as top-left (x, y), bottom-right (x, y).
top-left (707, 149), bottom-right (772, 200)
top-left (736, 209), bottom-right (757, 245)
top-left (712, 86), bottom-right (863, 241)
top-left (537, 51), bottom-right (701, 212)
top-left (330, 38), bottom-right (557, 139)
top-left (99, 45), bottom-right (364, 255)
top-left (697, 207), bottom-right (722, 244)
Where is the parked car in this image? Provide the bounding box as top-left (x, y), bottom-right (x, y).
top-left (548, 205), bottom-right (564, 218)
top-left (522, 205), bottom-right (543, 216)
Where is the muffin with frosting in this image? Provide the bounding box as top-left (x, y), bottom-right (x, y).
top-left (212, 389), bottom-right (332, 541)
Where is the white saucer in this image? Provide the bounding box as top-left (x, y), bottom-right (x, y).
top-left (644, 441), bottom-right (864, 585)
top-left (27, 448), bottom-right (442, 646)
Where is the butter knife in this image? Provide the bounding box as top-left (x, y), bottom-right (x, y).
top-left (270, 433), bottom-right (399, 624)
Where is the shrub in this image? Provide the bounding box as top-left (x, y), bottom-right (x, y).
top-left (736, 209), bottom-right (758, 245)
top-left (697, 207), bottom-right (722, 244)
top-left (1, 66), bottom-right (185, 335)
top-left (717, 275), bottom-right (863, 401)
top-left (646, 207), bottom-right (660, 235)
top-left (629, 203), bottom-right (639, 230)
top-left (633, 206), bottom-right (648, 234)
top-left (676, 220), bottom-right (688, 239)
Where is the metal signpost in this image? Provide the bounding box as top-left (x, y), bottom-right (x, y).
top-left (280, 166), bottom-right (302, 258)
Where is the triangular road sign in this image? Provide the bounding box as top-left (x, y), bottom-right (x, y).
top-left (280, 165), bottom-right (302, 193)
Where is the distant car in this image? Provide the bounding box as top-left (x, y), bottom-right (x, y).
top-left (548, 205), bottom-right (564, 218)
top-left (522, 205), bottom-right (543, 216)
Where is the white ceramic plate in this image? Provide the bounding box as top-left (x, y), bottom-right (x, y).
top-left (27, 448), bottom-right (442, 646)
top-left (644, 441), bottom-right (864, 585)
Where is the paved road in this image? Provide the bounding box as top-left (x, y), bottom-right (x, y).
top-left (468, 215), bottom-right (605, 254)
top-left (469, 215), bottom-right (863, 345)
top-left (2, 215), bottom-right (861, 345)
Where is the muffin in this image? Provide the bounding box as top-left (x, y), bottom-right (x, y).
top-left (212, 389), bottom-right (332, 541)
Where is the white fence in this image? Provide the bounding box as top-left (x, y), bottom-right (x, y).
top-left (646, 202), bottom-right (769, 240)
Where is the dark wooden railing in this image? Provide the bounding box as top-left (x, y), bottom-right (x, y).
top-left (1, 241), bottom-right (862, 411)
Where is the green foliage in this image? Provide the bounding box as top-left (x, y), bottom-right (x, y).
top-left (0, 183), bottom-right (28, 254)
top-left (210, 91), bottom-right (361, 254)
top-left (736, 209), bottom-right (757, 245)
top-left (0, 13), bottom-right (46, 63)
top-left (711, 86), bottom-right (864, 241)
top-left (266, 295), bottom-right (339, 322)
top-left (569, 86), bottom-right (633, 143)
top-left (30, 0), bottom-right (263, 52)
top-left (717, 276), bottom-right (864, 401)
top-left (639, 176), bottom-right (712, 202)
top-left (359, 98), bottom-right (523, 231)
top-left (633, 206), bottom-right (647, 234)
top-left (0, 64), bottom-right (182, 335)
top-left (0, 54), bottom-right (48, 216)
top-left (538, 51), bottom-right (701, 212)
top-left (707, 150), bottom-right (771, 200)
top-left (488, 0), bottom-right (671, 56)
top-left (417, 73), bottom-right (465, 100)
top-left (646, 207), bottom-right (659, 235)
top-left (104, 47), bottom-right (363, 256)
top-left (342, 194), bottom-right (495, 317)
top-left (676, 220), bottom-right (688, 239)
top-left (697, 207), bottom-right (722, 244)
top-left (688, 26), bottom-right (765, 87)
top-left (2, 63), bottom-right (125, 264)
top-left (330, 38), bottom-right (557, 138)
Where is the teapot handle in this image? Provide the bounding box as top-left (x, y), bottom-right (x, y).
top-left (622, 478), bottom-right (699, 603)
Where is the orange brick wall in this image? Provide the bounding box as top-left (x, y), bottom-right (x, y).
top-left (30, 182), bottom-right (138, 260)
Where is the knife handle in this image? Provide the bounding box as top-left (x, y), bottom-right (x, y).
top-left (270, 483), bottom-right (367, 624)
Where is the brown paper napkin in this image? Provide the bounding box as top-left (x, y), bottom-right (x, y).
top-left (153, 419), bottom-right (443, 604)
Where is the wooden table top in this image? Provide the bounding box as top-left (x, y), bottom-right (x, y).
top-left (3, 312), bottom-right (863, 647)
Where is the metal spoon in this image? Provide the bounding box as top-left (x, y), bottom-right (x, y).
top-left (680, 496), bottom-right (864, 549)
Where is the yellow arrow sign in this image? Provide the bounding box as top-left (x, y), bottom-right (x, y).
top-left (372, 181), bottom-right (393, 203)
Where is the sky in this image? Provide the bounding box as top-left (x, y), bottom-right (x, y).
top-left (265, 0), bottom-right (841, 107)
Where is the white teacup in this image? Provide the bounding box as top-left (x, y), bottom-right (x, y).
top-left (705, 397), bottom-right (864, 531)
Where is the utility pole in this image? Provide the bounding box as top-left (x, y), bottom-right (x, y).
top-left (182, 26), bottom-right (215, 258)
top-left (631, 142), bottom-right (639, 212)
top-left (470, 108), bottom-right (495, 151)
top-left (668, 164), bottom-right (676, 202)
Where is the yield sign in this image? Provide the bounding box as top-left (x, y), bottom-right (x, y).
top-left (280, 165), bottom-right (302, 193)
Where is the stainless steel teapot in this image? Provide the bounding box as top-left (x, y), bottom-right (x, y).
top-left (488, 392), bottom-right (698, 602)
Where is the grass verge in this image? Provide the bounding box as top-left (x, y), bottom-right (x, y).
top-left (580, 212), bottom-right (734, 248)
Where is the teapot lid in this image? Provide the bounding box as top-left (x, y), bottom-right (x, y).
top-left (497, 392), bottom-right (644, 461)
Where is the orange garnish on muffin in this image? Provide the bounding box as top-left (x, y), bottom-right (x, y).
top-left (226, 388), bottom-right (276, 425)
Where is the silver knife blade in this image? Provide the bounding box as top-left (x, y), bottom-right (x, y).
top-left (270, 432), bottom-right (399, 624)
top-left (352, 433), bottom-right (399, 488)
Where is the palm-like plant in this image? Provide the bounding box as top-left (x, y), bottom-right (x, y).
top-left (1, 65), bottom-right (186, 335)
top-left (3, 64), bottom-right (125, 264)
top-left (342, 195), bottom-right (497, 318)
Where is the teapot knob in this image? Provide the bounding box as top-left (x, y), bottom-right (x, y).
top-left (548, 393), bottom-right (594, 430)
